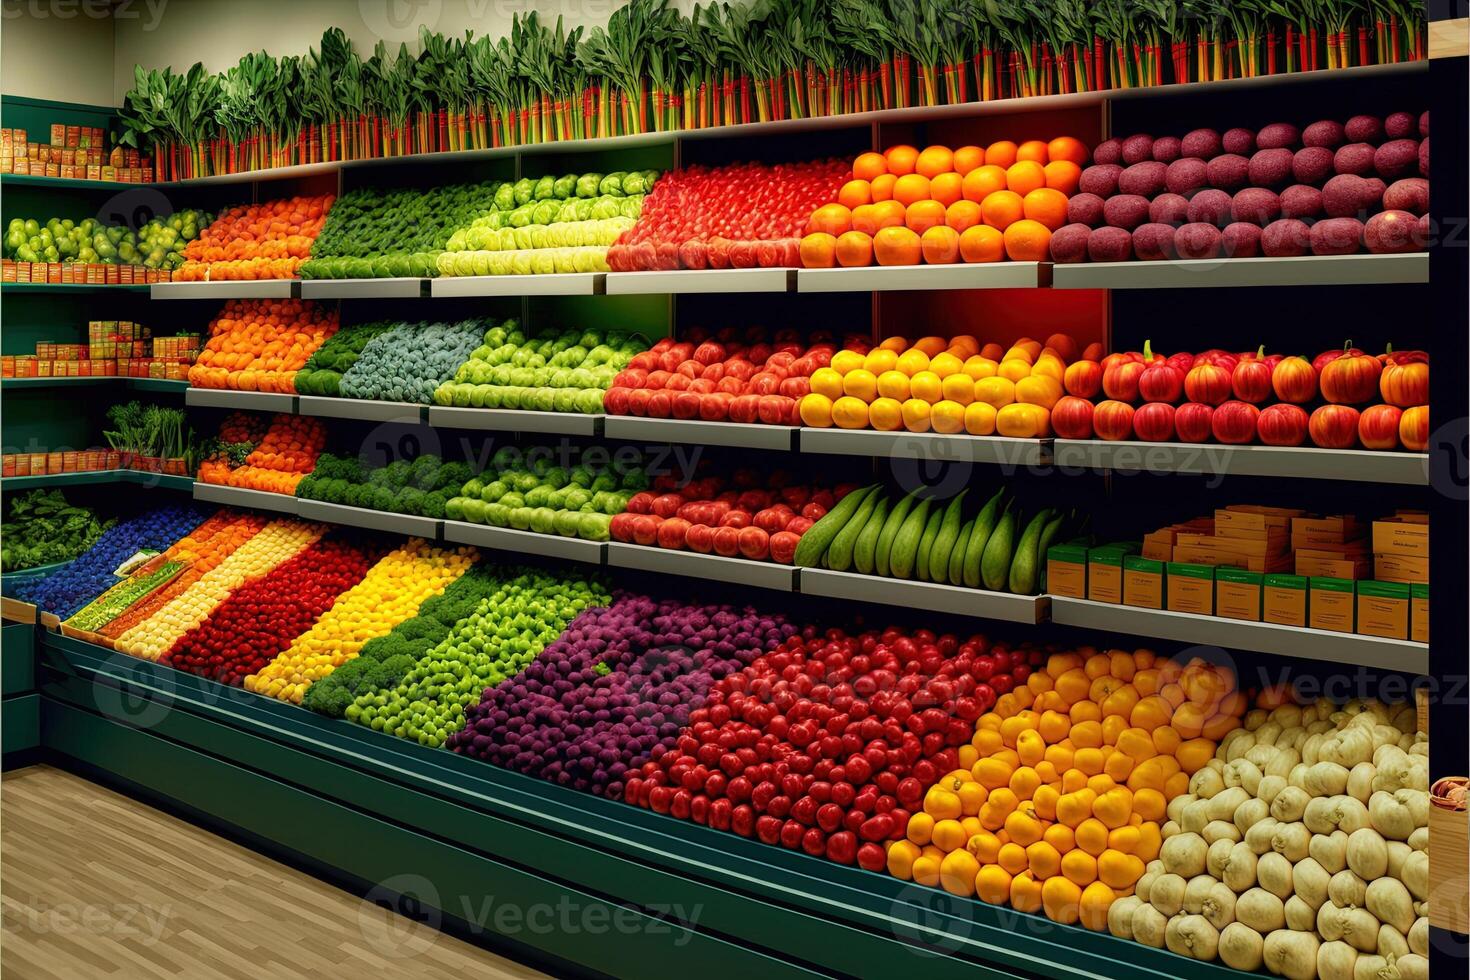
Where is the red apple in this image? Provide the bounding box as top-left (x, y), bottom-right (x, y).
top-left (1257, 403), bottom-right (1309, 446)
top-left (1175, 402), bottom-right (1215, 442)
top-left (1102, 359), bottom-right (1147, 402)
top-left (737, 526), bottom-right (771, 560)
top-left (1137, 345), bottom-right (1185, 403)
top-left (1231, 349), bottom-right (1274, 403)
top-left (1320, 349), bottom-right (1383, 405)
top-left (1063, 360), bottom-right (1103, 399)
top-left (1399, 405), bottom-right (1429, 451)
top-left (1092, 400), bottom-right (1136, 441)
top-left (1184, 362), bottom-right (1233, 405)
top-left (1050, 396), bottom-right (1096, 439)
top-left (685, 524), bottom-right (716, 552)
top-left (711, 525), bottom-right (742, 556)
top-left (1271, 355), bottom-right (1318, 403)
top-left (1380, 352), bottom-right (1428, 407)
top-left (1309, 404), bottom-right (1361, 448)
top-left (631, 514), bottom-right (661, 546)
top-left (1133, 402), bottom-right (1177, 442)
top-left (1212, 400), bottom-right (1261, 444)
top-left (1357, 404), bottom-right (1403, 450)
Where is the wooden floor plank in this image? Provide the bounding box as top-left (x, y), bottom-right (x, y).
top-left (1, 766), bottom-right (554, 979)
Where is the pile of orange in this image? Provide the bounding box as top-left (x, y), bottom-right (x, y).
top-left (188, 299), bottom-right (339, 393)
top-left (175, 195), bottom-right (333, 281)
top-left (799, 139), bottom-right (1088, 268)
top-left (199, 413), bottom-right (327, 495)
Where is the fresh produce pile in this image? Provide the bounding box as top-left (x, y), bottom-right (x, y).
top-left (114, 519), bottom-right (323, 661)
top-left (799, 333), bottom-right (1085, 437)
top-left (1109, 691), bottom-right (1428, 978)
top-left (99, 511), bottom-right (270, 645)
top-left (609, 465), bottom-right (852, 564)
top-left (195, 411), bottom-right (268, 485)
top-left (1052, 112), bottom-right (1430, 264)
top-left (244, 539), bottom-right (478, 704)
top-left (297, 182), bottom-right (497, 279)
top-left (452, 594), bottom-right (797, 798)
top-left (436, 171), bottom-right (654, 277)
top-left (187, 299), bottom-right (339, 392)
top-left (336, 319), bottom-right (484, 404)
top-left (891, 651), bottom-right (1244, 930)
top-left (304, 564), bottom-right (510, 718)
top-left (296, 454), bottom-right (473, 520)
top-left (603, 328), bottom-right (866, 426)
top-left (102, 401), bottom-right (199, 471)
top-left (9, 504), bottom-right (205, 618)
top-left (292, 322), bottom-right (393, 397)
top-left (161, 534), bottom-right (377, 686)
top-left (1052, 342), bottom-right (1429, 451)
top-left (174, 195), bottom-right (334, 280)
top-left (800, 139), bottom-right (1086, 268)
top-left (1, 491), bottom-right (114, 573)
top-left (794, 483), bottom-right (1084, 596)
top-left (606, 159), bottom-right (848, 271)
top-left (64, 558), bottom-right (187, 634)
top-left (198, 414), bottom-right (327, 494)
top-left (444, 446), bottom-right (648, 542)
top-left (345, 569), bottom-right (609, 748)
top-left (433, 320), bottom-right (648, 414)
top-left (626, 625), bottom-right (1033, 867)
top-left (4, 212), bottom-right (209, 271)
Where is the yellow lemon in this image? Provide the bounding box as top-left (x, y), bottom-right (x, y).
top-left (842, 368), bottom-right (879, 402)
top-left (964, 401), bottom-right (997, 435)
top-left (914, 336), bottom-right (949, 357)
top-left (998, 358), bottom-right (1033, 383)
top-left (798, 393), bottom-right (834, 427)
top-left (931, 400), bottom-right (966, 434)
top-left (868, 397), bottom-right (904, 431)
top-left (940, 373), bottom-right (976, 405)
top-left (930, 351), bottom-right (965, 379)
top-left (963, 355), bottom-right (998, 380)
top-left (932, 818), bottom-right (968, 852)
top-left (895, 348), bottom-right (931, 376)
top-left (863, 348), bottom-right (899, 375)
top-left (830, 349), bottom-right (866, 375)
top-left (939, 849), bottom-right (981, 898)
top-left (974, 376), bottom-right (1016, 407)
top-left (876, 369), bottom-right (911, 401)
top-left (901, 398), bottom-right (932, 432)
top-left (809, 367), bottom-right (844, 400)
top-left (831, 396), bottom-right (870, 429)
top-left (909, 370), bottom-right (943, 403)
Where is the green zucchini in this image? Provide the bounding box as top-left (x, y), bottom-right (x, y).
top-left (961, 488), bottom-right (1007, 588)
top-left (887, 496), bottom-right (933, 580)
top-left (793, 484), bottom-right (876, 568)
top-left (873, 491), bottom-right (917, 578)
top-left (980, 502), bottom-right (1018, 592)
top-left (913, 507), bottom-right (946, 582)
top-left (947, 518), bottom-right (975, 586)
top-left (851, 494), bottom-right (891, 576)
top-left (828, 489), bottom-right (883, 572)
top-left (1007, 507), bottom-right (1055, 595)
top-left (1034, 512), bottom-right (1068, 592)
top-left (925, 490), bottom-right (969, 582)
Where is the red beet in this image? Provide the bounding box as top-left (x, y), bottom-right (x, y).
top-left (1384, 112), bottom-right (1417, 139)
top-left (1322, 174), bottom-right (1372, 217)
top-left (1103, 195), bottom-right (1151, 230)
top-left (1049, 223), bottom-right (1092, 263)
top-left (1334, 142), bottom-right (1376, 176)
top-left (1149, 193), bottom-right (1190, 224)
top-left (1364, 210), bottom-right (1420, 253)
top-left (1261, 218), bottom-right (1313, 257)
top-left (1181, 129), bottom-right (1222, 159)
top-left (1344, 115), bottom-right (1384, 143)
top-left (1087, 226), bottom-right (1134, 262)
top-left (1121, 134), bottom-right (1155, 164)
top-left (1119, 161), bottom-right (1168, 197)
top-left (1222, 127), bottom-right (1256, 155)
top-left (1383, 178), bottom-right (1428, 215)
top-left (1079, 164), bottom-right (1123, 197)
top-left (1310, 217), bottom-right (1364, 255)
top-left (1221, 222), bottom-right (1263, 257)
top-left (1279, 185), bottom-right (1324, 220)
top-left (1256, 123), bottom-right (1301, 150)
top-left (1374, 139), bottom-right (1419, 180)
top-left (1132, 223), bottom-right (1178, 260)
top-left (1292, 147), bottom-right (1335, 185)
top-left (1301, 120), bottom-right (1346, 148)
top-left (1151, 136), bottom-right (1183, 163)
top-left (1165, 158), bottom-right (1209, 196)
top-left (1186, 189), bottom-right (1233, 226)
top-left (1092, 138), bottom-right (1123, 165)
top-left (1175, 223), bottom-right (1223, 259)
top-left (1248, 148), bottom-right (1294, 188)
top-left (1206, 154), bottom-right (1250, 191)
top-left (1066, 192), bottom-right (1107, 227)
top-left (1231, 188), bottom-right (1281, 225)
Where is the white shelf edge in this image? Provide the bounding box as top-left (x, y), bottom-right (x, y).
top-left (1050, 439), bottom-right (1429, 485)
top-left (298, 278), bottom-right (426, 299)
top-left (296, 396), bottom-right (426, 423)
top-left (605, 542), bottom-right (796, 592)
top-left (192, 482), bottom-right (299, 514)
top-left (184, 388), bottom-right (297, 413)
top-left (150, 279), bottom-right (297, 300)
top-left (294, 499), bottom-right (441, 539)
top-left (441, 521), bottom-right (607, 565)
top-left (799, 428), bottom-right (1049, 466)
top-left (603, 416), bottom-right (797, 450)
top-left (1051, 253), bottom-right (1428, 289)
top-left (797, 262), bottom-right (1048, 292)
top-left (427, 407), bottom-right (603, 436)
top-left (430, 273), bottom-right (604, 297)
top-left (798, 567), bottom-right (1048, 623)
top-left (604, 268), bottom-right (795, 295)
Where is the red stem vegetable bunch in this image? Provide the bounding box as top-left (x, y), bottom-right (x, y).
top-left (626, 626), bottom-right (1041, 870)
top-left (606, 159), bottom-right (851, 271)
top-left (603, 326), bottom-right (870, 426)
top-left (1051, 340), bottom-right (1429, 452)
top-left (161, 535), bottom-right (376, 686)
top-left (610, 464), bottom-right (859, 564)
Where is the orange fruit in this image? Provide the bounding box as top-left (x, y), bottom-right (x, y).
top-left (959, 225), bottom-right (1005, 263)
top-left (884, 144), bottom-right (919, 176)
top-left (850, 204), bottom-right (880, 236)
top-left (916, 145), bottom-right (955, 178)
top-left (1047, 136), bottom-right (1089, 167)
top-left (799, 232), bottom-right (838, 267)
top-left (981, 190), bottom-right (1025, 230)
top-left (835, 230), bottom-right (874, 267)
top-left (1003, 219), bottom-right (1052, 261)
top-left (837, 179), bottom-right (873, 210)
top-left (929, 172), bottom-right (963, 207)
top-left (985, 140), bottom-right (1018, 168)
top-left (962, 165), bottom-right (1008, 203)
top-left (945, 200), bottom-right (983, 233)
top-left (953, 145), bottom-right (985, 175)
top-left (873, 226), bottom-right (922, 266)
top-left (1016, 139), bottom-right (1050, 164)
top-left (1005, 160), bottom-right (1046, 196)
top-left (808, 203), bottom-right (853, 236)
top-left (905, 199), bottom-right (947, 234)
top-left (1043, 160), bottom-right (1082, 195)
top-left (892, 173), bottom-right (932, 206)
top-left (870, 199), bottom-right (907, 230)
top-left (1022, 187), bottom-right (1069, 231)
top-left (870, 173), bottom-right (898, 202)
top-left (853, 151), bottom-right (889, 181)
top-left (921, 225), bottom-right (961, 265)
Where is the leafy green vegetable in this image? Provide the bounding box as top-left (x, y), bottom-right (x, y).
top-left (1, 491), bottom-right (115, 573)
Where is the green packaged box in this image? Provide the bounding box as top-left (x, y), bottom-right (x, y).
top-left (1216, 567), bottom-right (1263, 622)
top-left (1166, 562), bottom-right (1215, 615)
top-left (1087, 543), bottom-right (1139, 605)
top-left (1123, 555), bottom-right (1165, 610)
top-left (1309, 576), bottom-right (1355, 634)
top-left (1047, 543), bottom-right (1089, 598)
top-left (1263, 573), bottom-right (1308, 627)
top-left (1357, 580), bottom-right (1410, 640)
top-left (1411, 583), bottom-right (1428, 643)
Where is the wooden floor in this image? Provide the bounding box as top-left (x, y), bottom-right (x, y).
top-left (1, 765), bottom-right (553, 980)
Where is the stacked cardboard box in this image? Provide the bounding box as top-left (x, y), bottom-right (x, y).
top-left (0, 259), bottom-right (173, 284)
top-left (2, 324), bottom-right (197, 381)
top-left (0, 126), bottom-right (152, 181)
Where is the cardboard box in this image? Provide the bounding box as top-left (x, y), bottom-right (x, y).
top-left (1309, 577), bottom-right (1356, 634)
top-left (1263, 573), bottom-right (1309, 627)
top-left (1216, 568), bottom-right (1263, 622)
top-left (1291, 515), bottom-right (1360, 544)
top-left (1295, 550), bottom-right (1371, 580)
top-left (1176, 533), bottom-right (1287, 559)
top-left (1411, 583), bottom-right (1428, 643)
top-left (1289, 537), bottom-right (1370, 556)
top-left (1166, 563), bottom-right (1215, 615)
top-left (1374, 553), bottom-right (1429, 585)
top-left (1172, 544), bottom-right (1291, 573)
top-left (1123, 556), bottom-right (1165, 610)
top-left (1087, 543), bottom-right (1138, 605)
top-left (1215, 506), bottom-right (1304, 535)
top-left (1372, 519), bottom-right (1430, 558)
top-left (1357, 581), bottom-right (1410, 640)
top-left (1046, 544), bottom-right (1088, 599)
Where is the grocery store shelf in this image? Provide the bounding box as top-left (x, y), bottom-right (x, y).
top-left (1050, 253), bottom-right (1428, 289)
top-left (442, 520), bottom-right (607, 565)
top-left (603, 416), bottom-right (797, 450)
top-left (1049, 596), bottom-right (1428, 673)
top-left (298, 277), bottom-right (427, 299)
top-left (427, 406), bottom-right (603, 436)
top-left (184, 388), bottom-right (296, 412)
top-left (150, 279), bottom-right (298, 299)
top-left (430, 273), bottom-right (604, 297)
top-left (798, 568), bottom-right (1049, 623)
top-left (0, 173), bottom-right (152, 191)
top-left (191, 482), bottom-right (298, 514)
top-left (2, 596), bottom-right (38, 624)
top-left (605, 542), bottom-right (797, 592)
top-left (604, 268), bottom-right (796, 295)
top-left (797, 262), bottom-right (1050, 292)
top-left (2, 376), bottom-right (188, 393)
top-left (799, 428), bottom-right (1050, 466)
top-left (0, 282), bottom-right (149, 294)
top-left (1050, 439), bottom-right (1429, 485)
top-left (295, 499), bottom-right (441, 538)
top-left (1, 470), bottom-right (193, 491)
top-left (296, 396), bottom-right (426, 423)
